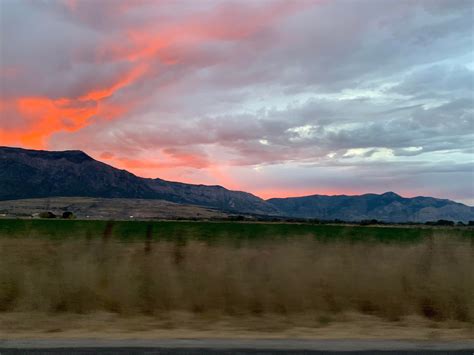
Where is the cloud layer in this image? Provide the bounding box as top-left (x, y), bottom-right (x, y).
top-left (1, 0), bottom-right (473, 203)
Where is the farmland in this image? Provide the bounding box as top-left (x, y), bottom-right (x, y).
top-left (0, 219), bottom-right (473, 340)
top-left (3, 218), bottom-right (471, 241)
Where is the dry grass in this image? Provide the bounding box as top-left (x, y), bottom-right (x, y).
top-left (0, 197), bottom-right (228, 220)
top-left (1, 234), bottom-right (472, 326)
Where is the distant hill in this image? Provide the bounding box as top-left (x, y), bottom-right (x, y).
top-left (268, 192), bottom-right (474, 223)
top-left (0, 146), bottom-right (278, 214)
top-left (1, 146), bottom-right (472, 222)
top-left (0, 197), bottom-right (229, 220)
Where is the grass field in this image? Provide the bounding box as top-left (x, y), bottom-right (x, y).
top-left (1, 219), bottom-right (473, 339)
top-left (2, 218), bottom-right (472, 241)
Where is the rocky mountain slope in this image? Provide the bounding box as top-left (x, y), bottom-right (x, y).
top-left (268, 192), bottom-right (474, 223)
top-left (0, 147), bottom-right (278, 214)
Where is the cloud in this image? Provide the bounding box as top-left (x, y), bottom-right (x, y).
top-left (391, 64), bottom-right (474, 98)
top-left (1, 0), bottom-right (473, 202)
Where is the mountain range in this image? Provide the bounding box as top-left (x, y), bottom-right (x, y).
top-left (1, 146), bottom-right (473, 223)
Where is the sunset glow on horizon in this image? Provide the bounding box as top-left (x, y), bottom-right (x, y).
top-left (1, 0), bottom-right (473, 203)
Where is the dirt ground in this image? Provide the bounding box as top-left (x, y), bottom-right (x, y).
top-left (1, 312), bottom-right (473, 341)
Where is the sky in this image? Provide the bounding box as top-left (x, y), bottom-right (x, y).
top-left (0, 0), bottom-right (473, 204)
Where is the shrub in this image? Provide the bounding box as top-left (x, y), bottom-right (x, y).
top-left (61, 211), bottom-right (75, 219)
top-left (38, 211), bottom-right (56, 219)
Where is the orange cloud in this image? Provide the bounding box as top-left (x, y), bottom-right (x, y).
top-left (96, 155), bottom-right (208, 183)
top-left (0, 60), bottom-right (146, 148)
top-left (253, 187), bottom-right (359, 200)
top-left (0, 89), bottom-right (132, 148)
top-left (1, 1), bottom-right (311, 154)
top-left (0, 97), bottom-right (95, 147)
top-left (79, 63), bottom-right (148, 101)
top-left (98, 1), bottom-right (312, 64)
top-left (104, 149), bottom-right (210, 172)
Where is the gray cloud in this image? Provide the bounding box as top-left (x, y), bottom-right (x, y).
top-left (2, 0), bottom-right (473, 202)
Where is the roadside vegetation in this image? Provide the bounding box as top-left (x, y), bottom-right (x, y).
top-left (0, 219), bottom-right (472, 329)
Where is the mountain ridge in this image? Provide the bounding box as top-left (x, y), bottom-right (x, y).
top-left (268, 191), bottom-right (462, 206)
top-left (268, 192), bottom-right (473, 223)
top-left (0, 146), bottom-right (278, 215)
top-left (1, 146), bottom-right (472, 222)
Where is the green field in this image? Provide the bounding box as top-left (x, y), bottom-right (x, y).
top-left (1, 218), bottom-right (472, 242)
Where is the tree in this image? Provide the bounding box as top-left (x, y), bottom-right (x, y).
top-left (62, 211), bottom-right (75, 219)
top-left (360, 219), bottom-right (378, 226)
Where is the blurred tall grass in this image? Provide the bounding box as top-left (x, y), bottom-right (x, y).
top-left (0, 229), bottom-right (472, 322)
